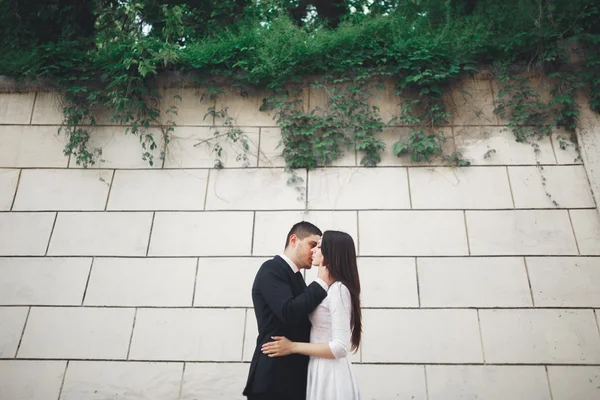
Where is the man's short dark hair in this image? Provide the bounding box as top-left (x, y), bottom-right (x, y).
top-left (284, 221), bottom-right (322, 249)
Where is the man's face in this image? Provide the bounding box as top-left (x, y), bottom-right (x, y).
top-left (294, 234), bottom-right (321, 269)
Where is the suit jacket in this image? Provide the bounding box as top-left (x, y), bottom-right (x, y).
top-left (243, 256), bottom-right (328, 399)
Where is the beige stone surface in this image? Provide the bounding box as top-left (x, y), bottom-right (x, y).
top-left (180, 363), bottom-right (248, 400)
top-left (149, 212), bottom-right (253, 256)
top-left (466, 210), bottom-right (578, 255)
top-left (361, 309), bottom-right (483, 363)
top-left (0, 125), bottom-right (68, 168)
top-left (129, 308), bottom-right (245, 361)
top-left (0, 92), bottom-right (35, 124)
top-left (18, 307), bottom-right (134, 359)
top-left (0, 307), bottom-right (28, 358)
top-left (427, 366), bottom-right (551, 400)
top-left (13, 169), bottom-right (112, 211)
top-left (165, 126), bottom-right (259, 168)
top-left (0, 360), bottom-right (66, 400)
top-left (527, 257), bottom-right (600, 307)
top-left (206, 168), bottom-right (306, 210)
top-left (84, 258), bottom-right (197, 306)
top-left (548, 366), bottom-right (600, 400)
top-left (194, 257), bottom-right (264, 307)
top-left (353, 364), bottom-right (426, 400)
top-left (0, 257), bottom-right (91, 305)
top-left (570, 209), bottom-right (600, 255)
top-left (552, 130), bottom-right (583, 165)
top-left (479, 309), bottom-right (600, 364)
top-left (418, 257), bottom-right (532, 307)
top-left (70, 126), bottom-right (164, 169)
top-left (409, 166), bottom-right (513, 209)
top-left (454, 126), bottom-right (556, 165)
top-left (215, 89), bottom-right (280, 127)
top-left (358, 257), bottom-right (418, 307)
top-left (252, 210), bottom-right (357, 256)
top-left (0, 212), bottom-right (55, 256)
top-left (378, 127), bottom-right (456, 167)
top-left (0, 169), bottom-right (19, 210)
top-left (359, 211), bottom-right (468, 256)
top-left (160, 87), bottom-right (213, 126)
top-left (508, 166), bottom-right (595, 208)
top-left (446, 78), bottom-right (497, 125)
top-left (48, 212), bottom-right (153, 256)
top-left (366, 78), bottom-right (403, 124)
top-left (31, 92), bottom-right (64, 125)
top-left (107, 169), bottom-right (208, 210)
top-left (308, 167), bottom-right (410, 209)
top-left (61, 361), bottom-right (183, 400)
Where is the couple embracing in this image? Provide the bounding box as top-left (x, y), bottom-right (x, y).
top-left (243, 221), bottom-right (362, 400)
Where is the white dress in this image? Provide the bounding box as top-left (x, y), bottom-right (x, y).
top-left (306, 281), bottom-right (361, 400)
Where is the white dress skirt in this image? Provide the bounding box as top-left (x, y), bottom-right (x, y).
top-left (306, 281), bottom-right (361, 400)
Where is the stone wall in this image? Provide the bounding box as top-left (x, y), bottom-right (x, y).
top-left (1, 78), bottom-right (600, 399)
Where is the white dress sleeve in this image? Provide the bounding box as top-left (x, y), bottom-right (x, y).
top-left (328, 282), bottom-right (353, 359)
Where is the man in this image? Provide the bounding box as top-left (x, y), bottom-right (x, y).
top-left (243, 221), bottom-right (331, 400)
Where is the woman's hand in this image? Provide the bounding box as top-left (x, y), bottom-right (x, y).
top-left (261, 336), bottom-right (295, 357)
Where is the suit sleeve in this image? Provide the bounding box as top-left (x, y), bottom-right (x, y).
top-left (257, 263), bottom-right (327, 326)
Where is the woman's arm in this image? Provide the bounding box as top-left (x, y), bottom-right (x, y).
top-left (262, 337), bottom-right (336, 359)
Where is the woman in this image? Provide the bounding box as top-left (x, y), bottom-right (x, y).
top-left (261, 230), bottom-right (362, 400)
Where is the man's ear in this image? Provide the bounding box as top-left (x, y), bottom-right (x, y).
top-left (288, 234), bottom-right (298, 247)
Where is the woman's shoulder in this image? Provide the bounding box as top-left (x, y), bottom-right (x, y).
top-left (331, 281), bottom-right (350, 294)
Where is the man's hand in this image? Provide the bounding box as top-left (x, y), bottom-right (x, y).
top-left (318, 266), bottom-right (335, 287)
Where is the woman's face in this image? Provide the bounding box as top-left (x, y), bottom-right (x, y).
top-left (311, 239), bottom-right (323, 267)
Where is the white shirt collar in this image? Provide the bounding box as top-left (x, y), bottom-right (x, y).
top-left (279, 253), bottom-right (299, 273)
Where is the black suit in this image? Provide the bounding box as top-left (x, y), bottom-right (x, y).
top-left (243, 256), bottom-right (328, 400)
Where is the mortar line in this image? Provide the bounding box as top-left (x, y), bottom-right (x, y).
top-left (14, 307), bottom-right (31, 358)
top-left (9, 169), bottom-right (22, 211)
top-left (545, 365), bottom-right (555, 400)
top-left (505, 166), bottom-right (516, 209)
top-left (250, 212), bottom-right (256, 256)
top-left (28, 92), bottom-right (38, 125)
top-left (256, 127), bottom-right (262, 168)
top-left (356, 210), bottom-right (360, 257)
top-left (178, 362), bottom-right (187, 400)
top-left (126, 308), bottom-right (138, 360)
top-left (548, 132), bottom-right (559, 165)
top-left (424, 365), bottom-right (430, 400)
top-left (190, 258), bottom-right (200, 307)
top-left (476, 309), bottom-right (487, 364)
top-left (523, 257), bottom-right (536, 307)
top-left (44, 212), bottom-right (59, 256)
top-left (145, 212), bottom-right (156, 257)
top-left (594, 310), bottom-right (600, 341)
top-left (406, 168), bottom-right (413, 209)
top-left (81, 257), bottom-right (95, 306)
top-left (104, 170), bottom-right (116, 211)
top-left (203, 169), bottom-right (211, 210)
top-left (415, 257), bottom-right (421, 308)
top-left (304, 169), bottom-right (309, 210)
top-left (463, 210), bottom-right (471, 256)
top-left (241, 308), bottom-right (248, 362)
top-left (56, 360), bottom-right (69, 400)
top-left (567, 210), bottom-right (581, 255)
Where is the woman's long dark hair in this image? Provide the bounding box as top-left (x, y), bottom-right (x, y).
top-left (321, 230), bottom-right (362, 352)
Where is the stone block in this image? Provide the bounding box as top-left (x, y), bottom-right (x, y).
top-left (466, 210), bottom-right (578, 255)
top-left (508, 166), bottom-right (595, 208)
top-left (409, 166), bottom-right (513, 209)
top-left (194, 257), bottom-right (264, 307)
top-left (552, 130), bottom-right (583, 165)
top-left (252, 211), bottom-right (357, 256)
top-left (107, 169), bottom-right (208, 210)
top-left (308, 167), bottom-right (410, 210)
top-left (206, 168), bottom-right (306, 210)
top-left (160, 87), bottom-right (214, 126)
top-left (570, 209), bottom-right (600, 255)
top-left (165, 126), bottom-right (259, 168)
top-left (215, 89), bottom-right (281, 127)
top-left (0, 93), bottom-right (35, 124)
top-left (361, 309), bottom-right (483, 363)
top-left (0, 360), bottom-right (66, 400)
top-left (48, 212), bottom-right (153, 256)
top-left (418, 257), bottom-right (532, 307)
top-left (0, 169), bottom-right (19, 210)
top-left (31, 92), bottom-right (64, 124)
top-left (358, 258), bottom-right (418, 307)
top-left (0, 307), bottom-right (28, 358)
top-left (548, 366), bottom-right (600, 400)
top-left (61, 361), bottom-right (183, 400)
top-left (129, 308), bottom-right (245, 361)
top-left (445, 78), bottom-right (498, 125)
top-left (180, 363), bottom-right (248, 400)
top-left (454, 126), bottom-right (556, 165)
top-left (18, 307), bottom-right (134, 359)
top-left (84, 258), bottom-right (196, 306)
top-left (479, 309), bottom-right (600, 363)
top-left (13, 169), bottom-right (112, 211)
top-left (149, 212), bottom-right (253, 256)
top-left (0, 212), bottom-right (55, 256)
top-left (353, 364), bottom-right (426, 400)
top-left (427, 365), bottom-right (551, 400)
top-left (359, 211), bottom-right (468, 256)
top-left (0, 125), bottom-right (68, 168)
top-left (527, 257), bottom-right (600, 307)
top-left (0, 257), bottom-right (91, 305)
top-left (378, 127), bottom-right (456, 167)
